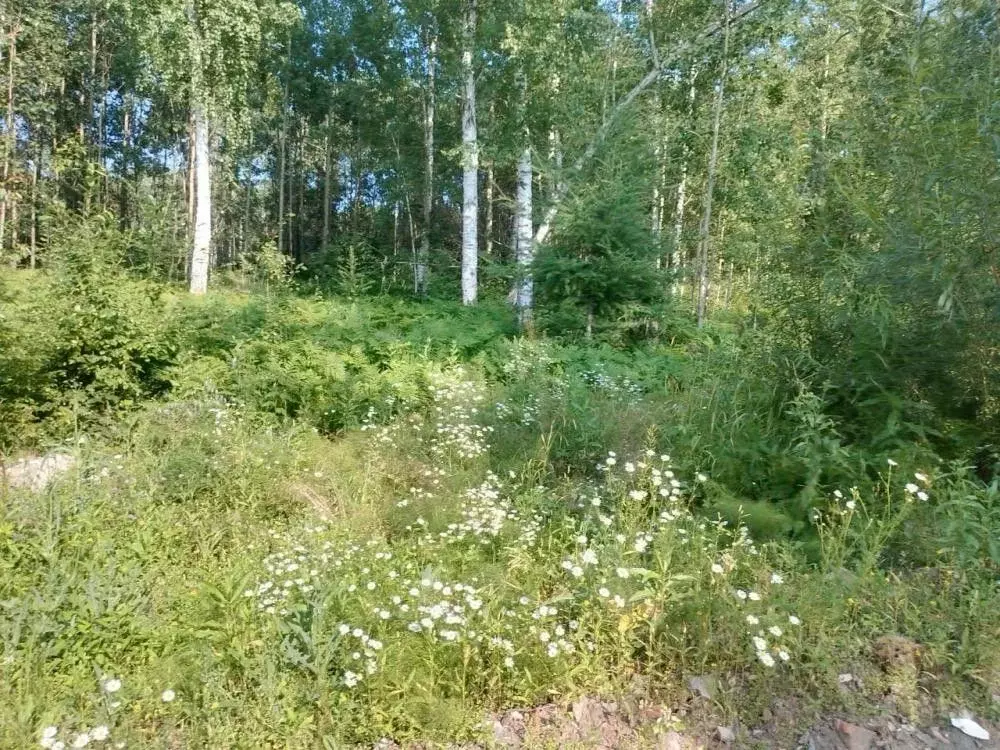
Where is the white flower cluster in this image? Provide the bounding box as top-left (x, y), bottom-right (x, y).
top-left (580, 370), bottom-right (643, 399)
top-left (429, 474), bottom-right (539, 548)
top-left (428, 371), bottom-right (494, 460)
top-left (38, 677), bottom-right (176, 749)
top-left (335, 623), bottom-right (383, 688)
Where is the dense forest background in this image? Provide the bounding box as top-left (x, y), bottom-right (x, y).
top-left (3, 0), bottom-right (999, 442)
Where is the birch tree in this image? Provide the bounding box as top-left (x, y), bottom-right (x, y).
top-left (460, 0), bottom-right (478, 305)
top-left (416, 24), bottom-right (436, 296)
top-left (186, 0), bottom-right (211, 294)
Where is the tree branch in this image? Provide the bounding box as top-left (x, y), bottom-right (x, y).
top-left (533, 1), bottom-right (764, 246)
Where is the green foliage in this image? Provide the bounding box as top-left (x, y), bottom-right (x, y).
top-left (534, 151), bottom-right (667, 341)
top-left (43, 214), bottom-right (175, 416)
top-left (238, 239), bottom-right (297, 293)
top-left (0, 217), bottom-right (175, 443)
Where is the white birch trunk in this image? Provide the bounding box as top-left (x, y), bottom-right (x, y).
top-left (485, 161), bottom-right (494, 256)
top-left (189, 101), bottom-right (211, 294)
top-left (460, 0), bottom-right (478, 305)
top-left (515, 146), bottom-right (534, 329)
top-left (416, 33), bottom-right (436, 296)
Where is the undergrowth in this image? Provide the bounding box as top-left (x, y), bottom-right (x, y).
top-left (2, 270), bottom-right (1000, 748)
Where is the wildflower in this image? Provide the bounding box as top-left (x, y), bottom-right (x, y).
top-left (91, 727), bottom-right (109, 741)
top-left (711, 563), bottom-right (724, 574)
top-left (570, 565), bottom-right (584, 578)
top-left (616, 567), bottom-right (630, 579)
top-left (788, 615), bottom-right (801, 626)
top-left (746, 615), bottom-right (760, 625)
top-left (770, 573), bottom-right (784, 585)
top-left (41, 728), bottom-right (59, 749)
top-left (905, 483), bottom-right (919, 494)
top-left (547, 642), bottom-right (559, 658)
top-left (629, 490), bottom-right (648, 501)
top-left (887, 458), bottom-right (898, 467)
top-left (605, 457), bottom-right (617, 467)
top-left (696, 473), bottom-right (708, 483)
top-left (845, 500), bottom-right (856, 511)
top-left (161, 689), bottom-right (176, 702)
top-left (736, 589), bottom-right (748, 600)
top-left (769, 626), bottom-right (783, 637)
top-left (758, 651), bottom-right (776, 667)
top-left (633, 536), bottom-right (649, 552)
top-left (343, 671), bottom-right (360, 688)
top-left (778, 650), bottom-right (790, 662)
top-left (338, 624), bottom-right (350, 635)
top-left (917, 491), bottom-right (928, 501)
top-left (613, 595), bottom-right (626, 608)
top-left (504, 656), bottom-right (515, 668)
top-left (72, 733), bottom-right (90, 748)
top-left (539, 631), bottom-right (551, 642)
top-left (101, 678), bottom-right (122, 694)
top-left (833, 489), bottom-right (843, 499)
top-left (625, 462), bottom-right (636, 473)
top-left (598, 587), bottom-right (610, 598)
top-left (748, 591), bottom-right (761, 602)
top-left (915, 472), bottom-right (928, 483)
top-left (582, 549), bottom-right (598, 565)
top-left (752, 636), bottom-right (767, 651)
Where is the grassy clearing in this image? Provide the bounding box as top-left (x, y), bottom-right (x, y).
top-left (2, 286), bottom-right (999, 749)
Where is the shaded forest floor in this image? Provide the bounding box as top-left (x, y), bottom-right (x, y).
top-left (2, 280), bottom-right (999, 748)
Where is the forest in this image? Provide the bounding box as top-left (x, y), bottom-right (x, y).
top-left (0, 0), bottom-right (999, 747)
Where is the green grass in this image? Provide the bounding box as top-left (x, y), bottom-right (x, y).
top-left (2, 279), bottom-right (1000, 748)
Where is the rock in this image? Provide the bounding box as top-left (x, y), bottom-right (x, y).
top-left (950, 717), bottom-right (990, 741)
top-left (658, 731), bottom-right (692, 750)
top-left (490, 719), bottom-right (521, 748)
top-left (834, 719), bottom-right (876, 750)
top-left (572, 696), bottom-right (606, 731)
top-left (2, 453), bottom-right (75, 492)
top-left (687, 674), bottom-right (717, 700)
top-left (372, 739), bottom-right (401, 750)
top-left (838, 674), bottom-right (854, 684)
top-left (929, 726), bottom-right (951, 744)
top-left (716, 725), bottom-right (736, 744)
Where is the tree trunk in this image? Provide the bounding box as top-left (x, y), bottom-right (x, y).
top-left (515, 145), bottom-right (533, 330)
top-left (322, 114), bottom-right (332, 251)
top-left (485, 161), bottom-right (494, 257)
top-left (416, 31), bottom-right (436, 296)
top-left (189, 101), bottom-right (211, 294)
top-left (186, 0), bottom-right (211, 294)
top-left (672, 67), bottom-right (697, 276)
top-left (186, 113), bottom-right (195, 235)
top-left (1, 26), bottom-right (15, 254)
top-left (277, 43), bottom-right (289, 256)
top-left (460, 0), bottom-right (479, 305)
top-left (29, 146), bottom-right (37, 268)
top-left (696, 3), bottom-right (730, 328)
top-left (296, 122), bottom-right (306, 263)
